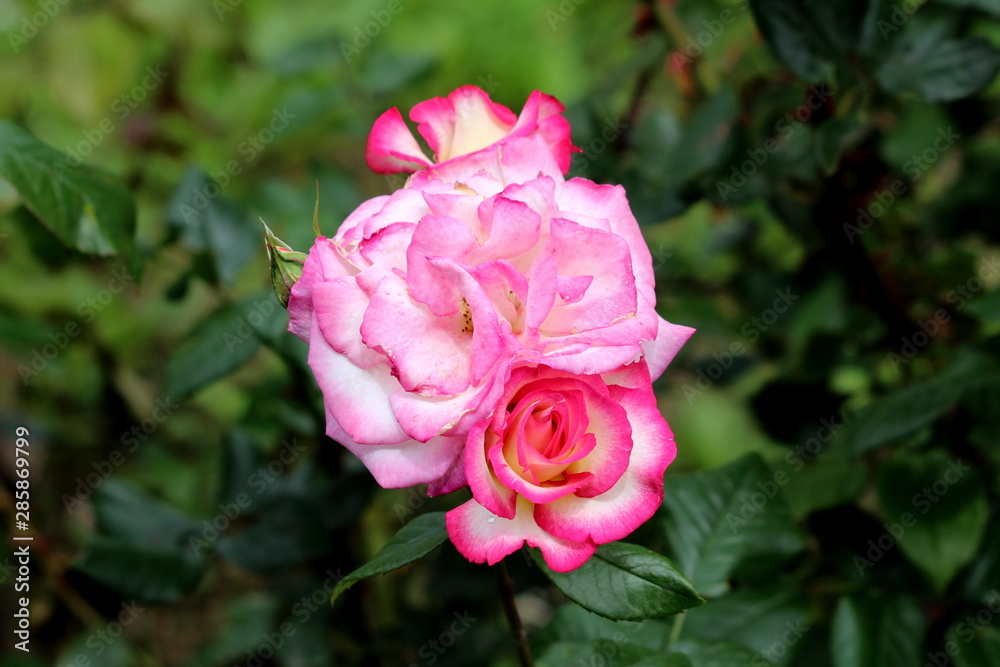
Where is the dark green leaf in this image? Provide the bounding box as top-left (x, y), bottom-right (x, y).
top-left (950, 624), bottom-right (1000, 667)
top-left (330, 512), bottom-right (448, 604)
top-left (815, 118), bottom-right (865, 175)
top-left (842, 379), bottom-right (965, 456)
top-left (877, 452), bottom-right (988, 591)
top-left (164, 293), bottom-right (283, 398)
top-left (216, 497), bottom-right (335, 572)
top-left (74, 537), bottom-right (205, 604)
top-left (0, 121), bottom-right (141, 277)
top-left (680, 586), bottom-right (809, 660)
top-left (92, 480), bottom-right (202, 549)
top-left (750, 0), bottom-right (837, 81)
top-left (960, 515), bottom-right (1000, 605)
top-left (876, 36), bottom-right (1000, 102)
top-left (660, 453), bottom-right (806, 597)
top-left (830, 596), bottom-right (924, 667)
top-left (659, 87), bottom-right (738, 188)
top-left (782, 456), bottom-right (866, 519)
top-left (57, 629), bottom-right (135, 667)
top-left (165, 167), bottom-right (260, 285)
top-left (531, 542), bottom-right (704, 621)
top-left (934, 0), bottom-right (1000, 16)
top-left (533, 604), bottom-right (670, 653)
top-left (671, 638), bottom-right (763, 666)
top-left (537, 641), bottom-right (656, 667)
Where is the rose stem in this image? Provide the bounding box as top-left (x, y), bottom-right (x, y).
top-left (495, 559), bottom-right (536, 667)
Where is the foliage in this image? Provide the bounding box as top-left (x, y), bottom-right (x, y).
top-left (1, 0), bottom-right (998, 665)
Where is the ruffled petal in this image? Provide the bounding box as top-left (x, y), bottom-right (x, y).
top-left (306, 315), bottom-right (408, 445)
top-left (643, 317), bottom-right (696, 380)
top-left (534, 362), bottom-right (675, 544)
top-left (365, 107), bottom-right (433, 174)
top-left (446, 496), bottom-right (598, 572)
top-left (326, 416), bottom-right (464, 489)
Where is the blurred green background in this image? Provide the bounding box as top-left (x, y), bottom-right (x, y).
top-left (2, 0), bottom-right (1000, 665)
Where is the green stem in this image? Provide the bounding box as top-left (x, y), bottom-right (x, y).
top-left (495, 559), bottom-right (535, 667)
top-left (668, 611), bottom-right (686, 648)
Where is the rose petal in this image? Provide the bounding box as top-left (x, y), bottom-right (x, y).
top-left (306, 315), bottom-right (408, 445)
top-left (534, 362), bottom-right (676, 544)
top-left (446, 496), bottom-right (598, 572)
top-left (643, 317), bottom-right (697, 380)
top-left (365, 107), bottom-right (433, 174)
top-left (326, 416), bottom-right (464, 489)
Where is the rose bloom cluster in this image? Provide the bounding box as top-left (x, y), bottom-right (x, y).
top-left (288, 86), bottom-right (693, 572)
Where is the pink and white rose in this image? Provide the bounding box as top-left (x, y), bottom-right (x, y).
top-left (287, 88), bottom-right (693, 496)
top-left (446, 360), bottom-right (676, 572)
top-left (366, 85), bottom-right (577, 175)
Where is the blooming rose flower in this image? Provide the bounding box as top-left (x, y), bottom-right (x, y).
top-left (287, 93), bottom-right (693, 496)
top-left (446, 360), bottom-right (675, 572)
top-left (366, 85), bottom-right (577, 175)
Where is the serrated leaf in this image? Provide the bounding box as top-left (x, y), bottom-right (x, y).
top-left (531, 542), bottom-right (704, 621)
top-left (0, 121), bottom-right (141, 277)
top-left (660, 453), bottom-right (806, 598)
top-left (330, 512), bottom-right (448, 604)
top-left (830, 596), bottom-right (924, 667)
top-left (877, 452), bottom-right (988, 591)
top-left (74, 537), bottom-right (205, 604)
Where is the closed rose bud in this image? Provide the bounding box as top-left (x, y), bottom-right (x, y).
top-left (262, 222), bottom-right (306, 309)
